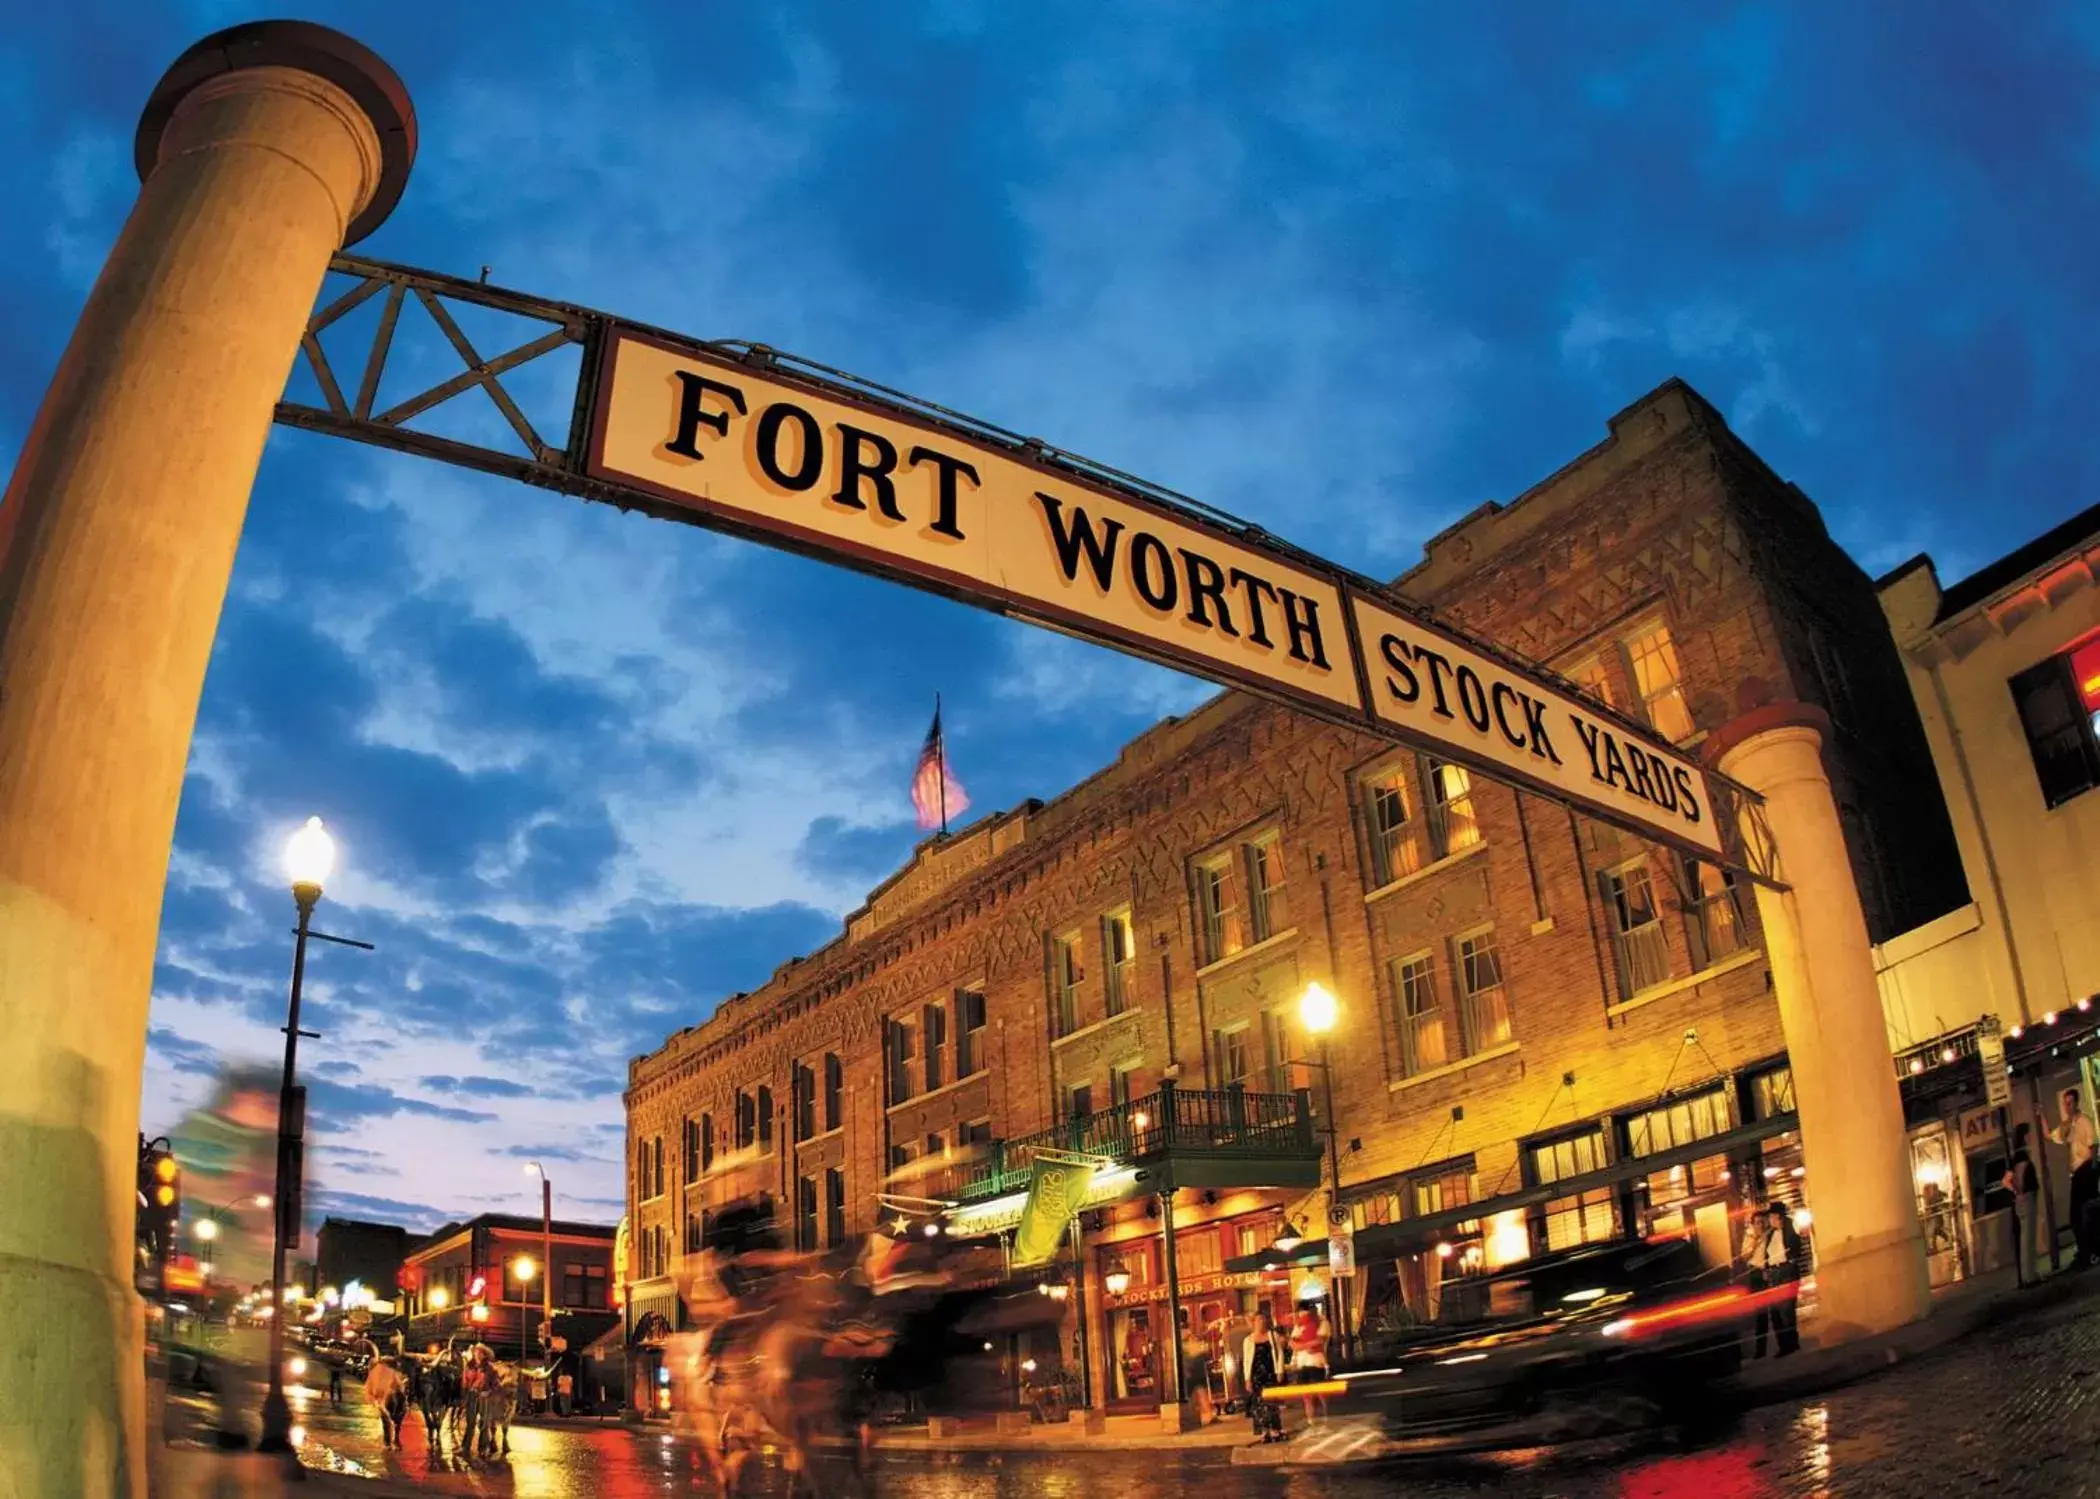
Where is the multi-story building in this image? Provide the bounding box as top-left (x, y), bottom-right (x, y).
top-left (313, 1216), bottom-right (409, 1304)
top-left (625, 379), bottom-right (1966, 1412)
top-left (399, 1212), bottom-right (616, 1361)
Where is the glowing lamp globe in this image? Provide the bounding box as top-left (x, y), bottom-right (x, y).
top-left (1299, 982), bottom-right (1340, 1036)
top-left (286, 816), bottom-right (336, 897)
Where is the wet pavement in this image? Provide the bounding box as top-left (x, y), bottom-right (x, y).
top-left (171, 1284), bottom-right (2100, 1495)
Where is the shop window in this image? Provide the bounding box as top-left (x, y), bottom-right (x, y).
top-left (1364, 764), bottom-right (1422, 886)
top-left (1052, 931), bottom-right (1085, 1037)
top-left (1601, 860), bottom-right (1670, 998)
top-left (823, 1053), bottom-right (843, 1131)
top-left (1177, 1227), bottom-right (1223, 1278)
top-left (825, 1168), bottom-right (846, 1247)
top-left (1413, 1167), bottom-right (1485, 1276)
top-left (1681, 857), bottom-right (1747, 970)
top-left (1455, 928), bottom-right (1512, 1053)
top-left (1350, 1189), bottom-right (1403, 1232)
top-left (1528, 1129), bottom-right (1616, 1252)
top-left (1103, 908), bottom-right (1137, 1015)
top-left (923, 1001), bottom-right (948, 1092)
top-left (955, 989), bottom-right (987, 1077)
top-left (1623, 1086), bottom-right (1732, 1158)
top-left (1425, 760), bottom-right (1481, 859)
top-left (1392, 952), bottom-right (1447, 1074)
top-left (2012, 642), bottom-right (2100, 808)
top-left (1748, 1066), bottom-right (1796, 1121)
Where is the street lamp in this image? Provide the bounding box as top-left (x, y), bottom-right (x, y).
top-left (1296, 981), bottom-right (1350, 1360)
top-left (259, 817), bottom-right (336, 1456)
top-left (1102, 1259), bottom-right (1133, 1297)
top-left (193, 1192), bottom-right (271, 1283)
top-left (428, 1285), bottom-right (450, 1312)
top-left (523, 1161), bottom-right (554, 1371)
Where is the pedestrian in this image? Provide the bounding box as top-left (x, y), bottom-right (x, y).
top-left (1745, 1202), bottom-right (1802, 1358)
top-left (2047, 1087), bottom-right (2097, 1268)
top-left (327, 1359), bottom-right (343, 1406)
top-left (2004, 1121), bottom-right (2046, 1286)
top-left (1288, 1302), bottom-right (1331, 1420)
top-left (1240, 1311), bottom-right (1288, 1444)
top-left (556, 1368), bottom-right (574, 1418)
top-left (1177, 1311), bottom-right (1213, 1425)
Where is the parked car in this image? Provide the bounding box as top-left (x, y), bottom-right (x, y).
top-left (1328, 1236), bottom-right (1754, 1445)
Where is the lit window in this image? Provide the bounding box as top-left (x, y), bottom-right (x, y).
top-left (1454, 929), bottom-right (1511, 1052)
top-left (1103, 909), bottom-right (1136, 1016)
top-left (2012, 639), bottom-right (2100, 808)
top-left (1600, 862), bottom-right (1669, 998)
top-left (1364, 768), bottom-right (1421, 886)
top-left (1247, 831), bottom-right (1289, 941)
top-left (1393, 954), bottom-right (1446, 1074)
top-left (1568, 655), bottom-right (1615, 708)
top-left (1624, 623), bottom-right (1694, 742)
top-left (1196, 851), bottom-right (1245, 964)
top-left (1426, 761), bottom-right (1481, 858)
top-left (1052, 932), bottom-right (1084, 1037)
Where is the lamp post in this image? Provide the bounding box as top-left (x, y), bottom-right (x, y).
top-left (258, 817), bottom-right (335, 1455)
top-left (1297, 981), bottom-right (1350, 1363)
top-left (512, 1256), bottom-right (537, 1365)
top-left (524, 1162), bottom-right (554, 1370)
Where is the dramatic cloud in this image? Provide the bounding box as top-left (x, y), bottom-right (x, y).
top-left (0, 2), bottom-right (2088, 1228)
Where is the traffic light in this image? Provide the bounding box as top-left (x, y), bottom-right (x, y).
top-left (136, 1138), bottom-right (180, 1267)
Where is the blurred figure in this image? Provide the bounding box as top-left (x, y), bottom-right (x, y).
top-left (327, 1359), bottom-right (343, 1406)
top-left (1289, 1301), bottom-right (1331, 1418)
top-left (1178, 1310), bottom-right (1214, 1424)
top-left (2048, 1088), bottom-right (2097, 1268)
top-left (2004, 1122), bottom-right (2046, 1286)
top-left (1745, 1202), bottom-right (1801, 1358)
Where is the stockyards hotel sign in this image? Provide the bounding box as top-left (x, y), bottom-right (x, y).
top-left (586, 329), bottom-right (1726, 864)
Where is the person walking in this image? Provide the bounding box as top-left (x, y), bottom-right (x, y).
top-left (2004, 1121), bottom-right (2046, 1286)
top-left (1746, 1202), bottom-right (1802, 1359)
top-left (2047, 1087), bottom-right (2098, 1268)
top-left (1288, 1302), bottom-right (1332, 1420)
top-left (1240, 1311), bottom-right (1288, 1445)
top-left (327, 1358), bottom-right (343, 1406)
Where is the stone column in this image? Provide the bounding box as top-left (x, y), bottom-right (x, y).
top-left (0, 23), bottom-right (411, 1493)
top-left (1713, 700), bottom-right (1930, 1341)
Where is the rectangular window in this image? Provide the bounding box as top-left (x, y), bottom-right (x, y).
top-left (1068, 1083), bottom-right (1094, 1120)
top-left (1455, 928), bottom-right (1512, 1053)
top-left (960, 1117), bottom-right (993, 1148)
top-left (1392, 953), bottom-right (1447, 1075)
top-left (823, 1053), bottom-right (843, 1132)
top-left (887, 1017), bottom-right (916, 1105)
top-left (563, 1263), bottom-right (608, 1309)
top-left (686, 1214), bottom-right (702, 1254)
top-left (825, 1167), bottom-right (846, 1247)
top-left (1529, 1130), bottom-right (1616, 1251)
top-left (1364, 767), bottom-right (1421, 886)
top-left (924, 1002), bottom-right (948, 1092)
top-left (1601, 861), bottom-right (1670, 998)
top-left (735, 1090), bottom-right (756, 1150)
top-left (887, 1142), bottom-right (911, 1176)
top-left (1261, 1009), bottom-right (1290, 1095)
top-left (1247, 830), bottom-right (1289, 942)
top-left (955, 988), bottom-right (987, 1077)
top-left (1425, 760), bottom-right (1481, 860)
top-left (1568, 654), bottom-right (1615, 709)
top-left (683, 1117), bottom-right (699, 1182)
top-left (1053, 931), bottom-right (1084, 1037)
top-left (1177, 1228), bottom-right (1224, 1278)
top-left (1413, 1168), bottom-right (1485, 1272)
top-left (1624, 622), bottom-right (1695, 742)
top-left (701, 1113), bottom-right (714, 1173)
top-left (1213, 1025), bottom-right (1249, 1087)
top-left (1682, 858), bottom-right (1747, 970)
top-left (1196, 851), bottom-right (1245, 964)
top-left (1103, 909), bottom-right (1137, 1016)
top-left (1624, 1086), bottom-right (1732, 1157)
top-left (1749, 1066), bottom-right (1796, 1121)
top-left (2013, 647), bottom-right (2100, 808)
top-left (1109, 1059), bottom-right (1138, 1110)
top-left (925, 1131), bottom-right (945, 1161)
top-left (652, 1136), bottom-right (664, 1197)
top-left (793, 1062), bottom-right (816, 1144)
top-left (756, 1084), bottom-right (774, 1151)
top-left (795, 1176), bottom-right (818, 1253)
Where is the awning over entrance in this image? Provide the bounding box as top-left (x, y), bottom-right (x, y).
top-left (1220, 1240), bottom-right (1330, 1277)
top-left (1352, 1110), bottom-right (1800, 1262)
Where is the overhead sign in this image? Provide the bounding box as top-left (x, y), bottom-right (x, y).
top-left (584, 327), bottom-right (1728, 864)
top-left (590, 331), bottom-right (1358, 718)
top-left (1352, 597), bottom-right (1723, 858)
top-left (1978, 1015), bottom-right (2011, 1110)
top-left (1958, 1105), bottom-right (2001, 1153)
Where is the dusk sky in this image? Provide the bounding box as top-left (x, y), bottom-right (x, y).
top-left (5, 4), bottom-right (2095, 1235)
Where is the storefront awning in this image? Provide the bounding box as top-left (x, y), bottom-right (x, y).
top-left (1220, 1239), bottom-right (1329, 1277)
top-left (1353, 1110), bottom-right (1799, 1263)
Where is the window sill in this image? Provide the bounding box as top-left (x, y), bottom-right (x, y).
top-left (1388, 1041), bottom-right (1521, 1093)
top-left (1363, 841), bottom-right (1489, 906)
top-left (1605, 949), bottom-right (1763, 1018)
top-left (1195, 927), bottom-right (1301, 980)
top-left (885, 1069), bottom-right (991, 1115)
top-left (794, 1125), bottom-right (846, 1151)
top-left (1051, 1006), bottom-right (1143, 1050)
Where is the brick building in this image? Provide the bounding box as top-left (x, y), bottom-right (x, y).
top-left (399, 1212), bottom-right (617, 1361)
top-left (625, 378), bottom-right (1966, 1411)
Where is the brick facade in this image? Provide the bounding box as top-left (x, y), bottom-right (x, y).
top-left (623, 378), bottom-right (1966, 1383)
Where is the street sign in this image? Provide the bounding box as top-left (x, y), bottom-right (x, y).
top-left (583, 326), bottom-right (1731, 865)
top-left (1978, 1015), bottom-right (2011, 1109)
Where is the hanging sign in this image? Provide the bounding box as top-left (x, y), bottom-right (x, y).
top-left (586, 330), bottom-right (1729, 864)
top-left (1978, 1015), bottom-right (2011, 1110)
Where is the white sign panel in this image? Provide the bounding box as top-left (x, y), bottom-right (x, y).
top-left (1978, 1015), bottom-right (2011, 1109)
top-left (589, 331), bottom-right (1361, 718)
top-left (1351, 595), bottom-right (1724, 857)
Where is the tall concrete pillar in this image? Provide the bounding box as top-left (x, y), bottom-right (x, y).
top-left (0, 24), bottom-right (411, 1493)
top-left (1713, 701), bottom-right (1930, 1341)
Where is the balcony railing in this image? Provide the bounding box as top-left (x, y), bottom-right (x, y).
top-left (956, 1081), bottom-right (1317, 1202)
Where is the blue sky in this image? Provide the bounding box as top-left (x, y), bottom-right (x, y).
top-left (6, 3), bottom-right (2097, 1233)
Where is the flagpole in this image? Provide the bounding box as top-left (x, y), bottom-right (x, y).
top-left (936, 693), bottom-right (949, 838)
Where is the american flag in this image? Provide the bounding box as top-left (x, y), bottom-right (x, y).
top-left (911, 700), bottom-right (968, 834)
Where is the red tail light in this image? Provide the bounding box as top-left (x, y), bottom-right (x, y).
top-left (1601, 1282), bottom-right (1790, 1340)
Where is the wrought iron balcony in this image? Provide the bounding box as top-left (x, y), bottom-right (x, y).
top-left (955, 1079), bottom-right (1322, 1203)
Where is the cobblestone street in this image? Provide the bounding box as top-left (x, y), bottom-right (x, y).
top-left (193, 1281), bottom-right (2100, 1497)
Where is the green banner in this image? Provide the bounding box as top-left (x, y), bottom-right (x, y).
top-left (1011, 1157), bottom-right (1084, 1269)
